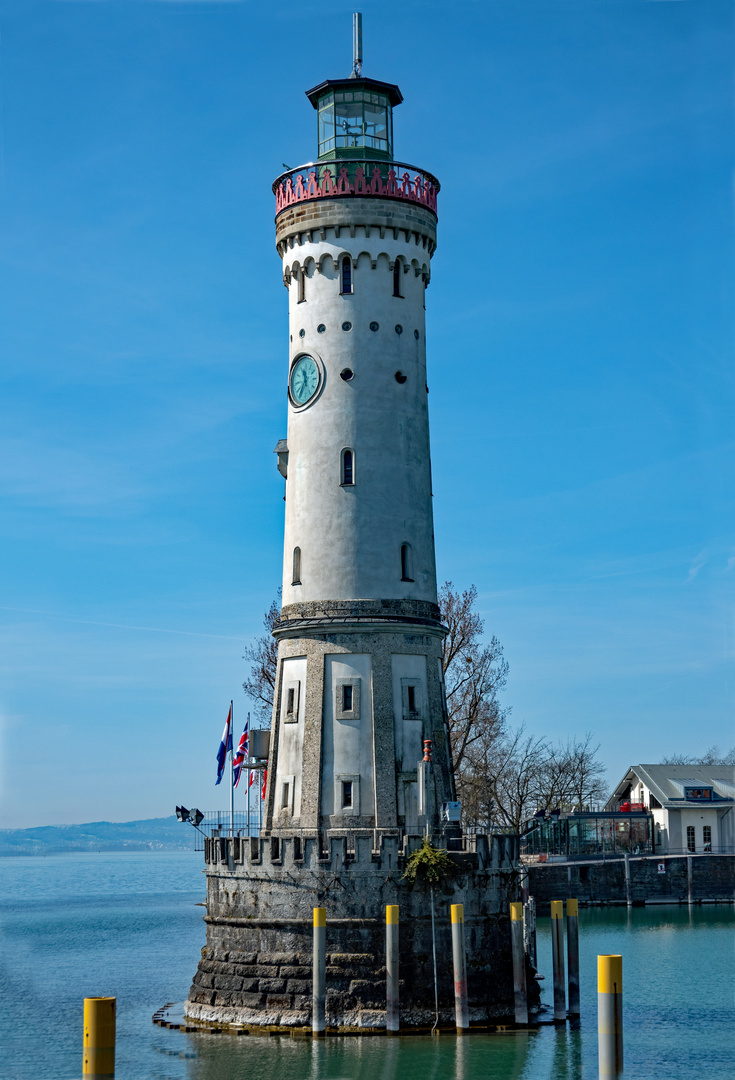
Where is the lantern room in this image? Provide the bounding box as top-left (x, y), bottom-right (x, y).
top-left (306, 78), bottom-right (403, 162)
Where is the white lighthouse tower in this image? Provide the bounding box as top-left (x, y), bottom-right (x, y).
top-left (265, 32), bottom-right (454, 838)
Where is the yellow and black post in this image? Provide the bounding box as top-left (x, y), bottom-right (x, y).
top-left (510, 902), bottom-right (528, 1024)
top-left (83, 996), bottom-right (115, 1078)
top-left (450, 903), bottom-right (469, 1033)
top-left (312, 907), bottom-right (326, 1036)
top-left (386, 904), bottom-right (399, 1033)
top-left (566, 898), bottom-right (580, 1017)
top-left (550, 900), bottom-right (566, 1022)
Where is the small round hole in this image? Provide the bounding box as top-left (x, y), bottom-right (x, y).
top-left (395, 324), bottom-right (403, 335)
top-left (395, 371), bottom-right (407, 384)
top-left (342, 321), bottom-right (352, 332)
top-left (340, 368), bottom-right (354, 382)
top-left (370, 321), bottom-right (379, 332)
top-left (414, 329), bottom-right (419, 340)
top-left (317, 324), bottom-right (326, 334)
top-left (299, 329), bottom-right (305, 338)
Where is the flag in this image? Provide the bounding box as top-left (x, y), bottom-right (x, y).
top-left (248, 769), bottom-right (255, 789)
top-left (261, 768), bottom-right (267, 800)
top-left (233, 716), bottom-right (250, 789)
top-left (215, 704), bottom-right (233, 786)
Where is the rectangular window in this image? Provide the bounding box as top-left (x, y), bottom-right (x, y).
top-left (281, 781), bottom-right (290, 810)
top-left (342, 781), bottom-right (353, 809)
top-left (407, 685), bottom-right (416, 713)
top-left (298, 271), bottom-right (306, 303)
top-left (686, 825), bottom-right (696, 853)
top-left (703, 825), bottom-right (712, 852)
top-left (287, 688), bottom-right (295, 715)
top-left (342, 684), bottom-right (353, 712)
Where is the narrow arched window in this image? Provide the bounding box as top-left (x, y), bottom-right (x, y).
top-left (298, 269), bottom-right (306, 303)
top-left (292, 546), bottom-right (302, 585)
top-left (400, 543), bottom-right (413, 582)
top-left (340, 257), bottom-right (352, 295)
top-left (340, 448), bottom-right (354, 486)
top-left (393, 261), bottom-right (402, 298)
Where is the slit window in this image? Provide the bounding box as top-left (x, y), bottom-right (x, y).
top-left (341, 257), bottom-right (352, 295)
top-left (400, 543), bottom-right (413, 581)
top-left (281, 782), bottom-right (290, 810)
top-left (287, 688), bottom-right (295, 715)
top-left (342, 684), bottom-right (353, 712)
top-left (703, 825), bottom-right (712, 851)
top-left (292, 546), bottom-right (301, 585)
top-left (393, 261), bottom-right (402, 297)
top-left (342, 781), bottom-right (353, 809)
top-left (341, 448), bottom-right (354, 486)
top-left (407, 685), bottom-right (416, 713)
top-left (298, 270), bottom-right (306, 303)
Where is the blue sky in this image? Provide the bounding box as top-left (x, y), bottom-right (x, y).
top-left (0, 0), bottom-right (732, 828)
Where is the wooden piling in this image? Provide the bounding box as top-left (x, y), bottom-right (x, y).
top-left (566, 898), bottom-right (580, 1017)
top-left (550, 900), bottom-right (566, 1022)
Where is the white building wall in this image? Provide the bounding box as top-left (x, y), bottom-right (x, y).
top-left (273, 656), bottom-right (307, 824)
top-left (280, 234), bottom-right (436, 607)
top-left (321, 653), bottom-right (375, 820)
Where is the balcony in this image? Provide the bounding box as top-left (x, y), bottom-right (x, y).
top-left (273, 158), bottom-right (440, 215)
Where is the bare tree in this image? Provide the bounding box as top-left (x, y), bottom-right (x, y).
top-left (242, 591), bottom-right (280, 725)
top-left (662, 745), bottom-right (735, 766)
top-left (439, 582), bottom-right (510, 794)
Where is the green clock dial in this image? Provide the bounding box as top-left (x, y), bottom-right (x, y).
top-left (290, 355), bottom-right (319, 406)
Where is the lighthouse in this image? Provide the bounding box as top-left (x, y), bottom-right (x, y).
top-left (266, 38), bottom-right (453, 839)
top-left (185, 25), bottom-right (523, 1031)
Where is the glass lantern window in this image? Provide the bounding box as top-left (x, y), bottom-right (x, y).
top-left (317, 91), bottom-right (391, 159)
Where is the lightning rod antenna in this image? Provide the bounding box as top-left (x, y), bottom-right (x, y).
top-left (352, 12), bottom-right (363, 78)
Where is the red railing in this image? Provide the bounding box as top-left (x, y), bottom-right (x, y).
top-left (273, 158), bottom-right (440, 215)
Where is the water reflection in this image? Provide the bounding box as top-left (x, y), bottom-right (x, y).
top-left (180, 1029), bottom-right (533, 1080)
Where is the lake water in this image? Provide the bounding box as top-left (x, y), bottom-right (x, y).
top-left (0, 851), bottom-right (732, 1079)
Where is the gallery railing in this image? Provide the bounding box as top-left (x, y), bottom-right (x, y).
top-left (273, 158), bottom-right (440, 214)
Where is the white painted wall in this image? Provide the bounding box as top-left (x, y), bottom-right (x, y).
top-left (280, 232), bottom-right (437, 606)
top-left (273, 656), bottom-right (306, 824)
top-left (321, 653), bottom-right (375, 819)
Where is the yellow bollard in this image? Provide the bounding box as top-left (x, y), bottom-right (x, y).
top-left (312, 907), bottom-right (326, 1036)
top-left (450, 903), bottom-right (469, 1033)
top-left (598, 955), bottom-right (623, 1078)
top-left (550, 900), bottom-right (566, 1022)
top-left (83, 997), bottom-right (115, 1078)
top-left (509, 902), bottom-right (528, 1024)
top-left (386, 904), bottom-right (400, 1033)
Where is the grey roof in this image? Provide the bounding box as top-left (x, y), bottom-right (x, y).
top-left (609, 764), bottom-right (735, 809)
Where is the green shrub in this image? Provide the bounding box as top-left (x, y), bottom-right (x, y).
top-left (403, 837), bottom-right (456, 885)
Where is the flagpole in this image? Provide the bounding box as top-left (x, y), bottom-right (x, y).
top-left (246, 713), bottom-right (251, 838)
top-left (230, 699), bottom-right (235, 838)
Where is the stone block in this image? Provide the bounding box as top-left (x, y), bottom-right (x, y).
top-left (260, 978), bottom-right (287, 993)
top-left (279, 965), bottom-right (311, 978)
top-left (286, 979), bottom-right (311, 994)
top-left (214, 975), bottom-right (243, 992)
top-left (258, 952), bottom-right (298, 965)
top-left (266, 995), bottom-right (293, 1010)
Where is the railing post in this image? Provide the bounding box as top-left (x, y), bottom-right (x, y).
top-left (598, 954), bottom-right (623, 1078)
top-left (550, 900), bottom-right (566, 1022)
top-left (566, 898), bottom-right (580, 1017)
top-left (312, 907), bottom-right (326, 1037)
top-left (83, 997), bottom-right (115, 1077)
top-left (510, 902), bottom-right (528, 1024)
top-left (386, 905), bottom-right (399, 1033)
top-left (450, 903), bottom-right (469, 1033)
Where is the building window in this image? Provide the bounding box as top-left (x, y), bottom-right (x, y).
top-left (341, 257), bottom-right (352, 295)
top-left (407, 685), bottom-right (416, 713)
top-left (703, 825), bottom-right (712, 852)
top-left (400, 543), bottom-right (414, 582)
top-left (298, 270), bottom-right (306, 303)
top-left (686, 825), bottom-right (696, 853)
top-left (393, 261), bottom-right (402, 297)
top-left (649, 793), bottom-right (662, 809)
top-left (342, 684), bottom-right (353, 712)
top-left (292, 546), bottom-right (301, 585)
top-left (287, 687), bottom-right (295, 714)
top-left (342, 780), bottom-right (353, 809)
top-left (341, 448), bottom-right (354, 486)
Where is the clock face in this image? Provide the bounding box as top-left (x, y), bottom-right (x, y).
top-left (290, 355), bottom-right (319, 406)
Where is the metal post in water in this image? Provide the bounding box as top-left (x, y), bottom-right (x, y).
top-left (598, 954), bottom-right (623, 1078)
top-left (83, 997), bottom-right (115, 1078)
top-left (386, 904), bottom-right (399, 1033)
top-left (509, 902), bottom-right (528, 1024)
top-left (312, 907), bottom-right (326, 1036)
top-left (524, 896), bottom-right (537, 970)
top-left (550, 900), bottom-right (566, 1022)
top-left (450, 902), bottom-right (469, 1033)
top-left (566, 898), bottom-right (580, 1017)
top-left (624, 851), bottom-right (631, 907)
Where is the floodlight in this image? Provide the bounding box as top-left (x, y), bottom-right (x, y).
top-left (176, 805), bottom-right (190, 822)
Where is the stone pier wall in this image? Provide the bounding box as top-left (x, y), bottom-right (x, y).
top-left (185, 832), bottom-right (534, 1030)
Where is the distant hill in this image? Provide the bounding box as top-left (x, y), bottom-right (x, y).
top-left (0, 816), bottom-right (196, 856)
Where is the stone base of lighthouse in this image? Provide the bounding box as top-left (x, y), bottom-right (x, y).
top-left (184, 833), bottom-right (535, 1030)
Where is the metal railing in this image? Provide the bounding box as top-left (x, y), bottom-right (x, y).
top-left (273, 158), bottom-right (440, 214)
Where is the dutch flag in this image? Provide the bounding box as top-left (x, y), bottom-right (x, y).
top-left (215, 704), bottom-right (233, 785)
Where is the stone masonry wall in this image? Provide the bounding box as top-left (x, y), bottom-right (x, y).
top-left (185, 832), bottom-right (532, 1030)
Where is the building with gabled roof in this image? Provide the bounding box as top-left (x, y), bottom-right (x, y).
top-left (606, 764), bottom-right (735, 855)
